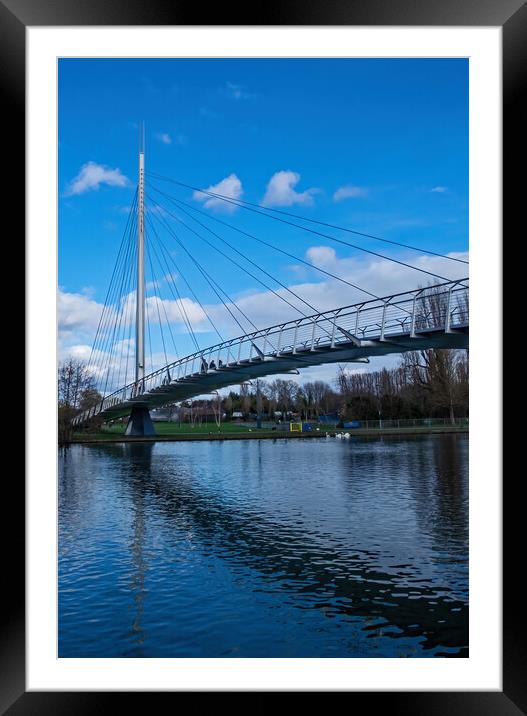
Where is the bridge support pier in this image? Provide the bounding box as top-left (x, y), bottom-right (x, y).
top-left (125, 404), bottom-right (156, 437)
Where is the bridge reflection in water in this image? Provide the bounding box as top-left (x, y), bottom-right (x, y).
top-left (58, 435), bottom-right (468, 658)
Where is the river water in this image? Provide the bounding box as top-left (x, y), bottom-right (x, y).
top-left (58, 434), bottom-right (468, 658)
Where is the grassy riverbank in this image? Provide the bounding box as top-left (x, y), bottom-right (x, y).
top-left (69, 422), bottom-right (468, 444)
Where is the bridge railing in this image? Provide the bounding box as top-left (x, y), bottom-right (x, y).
top-left (72, 279), bottom-right (468, 426)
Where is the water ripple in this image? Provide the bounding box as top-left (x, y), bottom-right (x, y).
top-left (58, 433), bottom-right (468, 658)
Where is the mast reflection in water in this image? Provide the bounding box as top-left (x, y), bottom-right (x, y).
top-left (58, 434), bottom-right (468, 657)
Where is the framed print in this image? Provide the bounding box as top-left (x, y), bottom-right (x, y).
top-left (3, 0), bottom-right (521, 710)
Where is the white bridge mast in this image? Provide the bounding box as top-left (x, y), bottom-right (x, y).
top-left (126, 122), bottom-right (155, 435)
top-left (135, 122), bottom-right (145, 386)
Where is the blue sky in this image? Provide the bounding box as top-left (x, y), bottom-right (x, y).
top-left (58, 58), bottom-right (468, 388)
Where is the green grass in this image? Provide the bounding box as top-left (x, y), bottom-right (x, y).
top-left (101, 421), bottom-right (256, 435)
top-left (73, 420), bottom-right (316, 441)
top-left (70, 420), bottom-right (468, 443)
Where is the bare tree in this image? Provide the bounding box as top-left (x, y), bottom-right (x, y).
top-left (58, 358), bottom-right (100, 442)
top-left (58, 358), bottom-right (97, 409)
top-left (240, 381), bottom-right (252, 416)
top-left (268, 379), bottom-right (299, 417)
top-left (401, 349), bottom-right (464, 424)
top-left (405, 284), bottom-right (469, 423)
top-left (298, 381), bottom-right (337, 420)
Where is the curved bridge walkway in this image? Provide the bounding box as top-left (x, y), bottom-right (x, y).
top-left (73, 279), bottom-right (468, 428)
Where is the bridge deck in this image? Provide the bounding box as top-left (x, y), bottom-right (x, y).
top-left (73, 280), bottom-right (468, 427)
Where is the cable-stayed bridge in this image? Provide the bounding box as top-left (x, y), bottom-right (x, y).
top-left (71, 131), bottom-right (469, 435)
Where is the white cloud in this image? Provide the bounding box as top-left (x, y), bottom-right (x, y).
top-left (156, 132), bottom-right (172, 144)
top-left (58, 287), bottom-right (106, 336)
top-left (333, 185), bottom-right (368, 202)
top-left (306, 246), bottom-right (337, 267)
top-left (65, 161), bottom-right (130, 196)
top-left (261, 170), bottom-right (317, 208)
top-left (221, 81), bottom-right (254, 100)
top-left (287, 264), bottom-right (308, 279)
top-left (156, 132), bottom-right (188, 146)
top-left (430, 186), bottom-right (448, 193)
top-left (62, 343), bottom-right (94, 362)
top-left (117, 291), bottom-right (209, 332)
top-left (203, 248), bottom-right (469, 338)
top-left (193, 174), bottom-right (243, 213)
top-left (146, 295), bottom-right (207, 326)
top-left (58, 286), bottom-right (211, 349)
top-left (60, 341), bottom-right (142, 390)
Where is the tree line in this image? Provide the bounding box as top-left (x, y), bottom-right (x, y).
top-left (58, 345), bottom-right (468, 439)
top-left (192, 347), bottom-right (468, 424)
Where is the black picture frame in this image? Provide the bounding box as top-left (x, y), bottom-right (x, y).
top-left (4, 0), bottom-right (518, 710)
